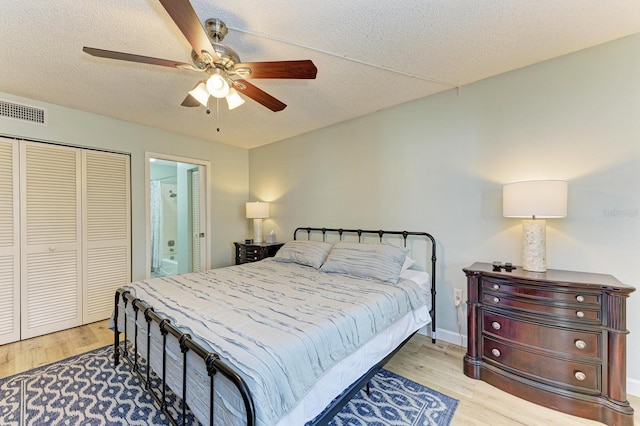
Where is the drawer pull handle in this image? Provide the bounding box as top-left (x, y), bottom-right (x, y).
top-left (575, 371), bottom-right (587, 381)
top-left (576, 311), bottom-right (585, 318)
top-left (491, 321), bottom-right (501, 330)
top-left (576, 295), bottom-right (585, 302)
top-left (575, 340), bottom-right (587, 350)
top-left (492, 284), bottom-right (499, 290)
top-left (491, 348), bottom-right (501, 357)
top-left (492, 297), bottom-right (500, 303)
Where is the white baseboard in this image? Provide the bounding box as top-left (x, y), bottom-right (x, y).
top-left (417, 326), bottom-right (467, 348)
top-left (434, 327), bottom-right (467, 348)
top-left (418, 327), bottom-right (640, 398)
top-left (628, 377), bottom-right (640, 397)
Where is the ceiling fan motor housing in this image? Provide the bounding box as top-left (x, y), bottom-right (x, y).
top-left (191, 19), bottom-right (240, 71)
top-left (212, 43), bottom-right (241, 69)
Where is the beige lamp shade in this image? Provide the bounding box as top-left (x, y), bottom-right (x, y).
top-left (246, 202), bottom-right (269, 219)
top-left (503, 180), bottom-right (568, 272)
top-left (503, 180), bottom-right (568, 218)
top-left (246, 201), bottom-right (269, 243)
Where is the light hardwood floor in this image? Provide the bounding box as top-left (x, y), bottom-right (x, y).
top-left (1, 322), bottom-right (638, 425)
top-left (0, 320), bottom-right (113, 378)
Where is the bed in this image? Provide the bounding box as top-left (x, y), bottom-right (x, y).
top-left (112, 227), bottom-right (437, 426)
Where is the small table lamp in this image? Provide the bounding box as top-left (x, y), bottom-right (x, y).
top-left (503, 180), bottom-right (568, 272)
top-left (246, 201), bottom-right (269, 244)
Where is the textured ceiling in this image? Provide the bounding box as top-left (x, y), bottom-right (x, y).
top-left (1, 1), bottom-right (640, 149)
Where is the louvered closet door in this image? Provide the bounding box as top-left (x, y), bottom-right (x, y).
top-left (191, 168), bottom-right (201, 272)
top-left (82, 150), bottom-right (131, 323)
top-left (0, 138), bottom-right (20, 344)
top-left (20, 142), bottom-right (82, 339)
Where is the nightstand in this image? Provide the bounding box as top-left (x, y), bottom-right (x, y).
top-left (463, 262), bottom-right (635, 426)
top-left (234, 242), bottom-right (284, 265)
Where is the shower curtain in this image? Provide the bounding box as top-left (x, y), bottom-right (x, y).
top-left (150, 180), bottom-right (162, 271)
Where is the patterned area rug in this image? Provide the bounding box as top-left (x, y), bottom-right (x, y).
top-left (325, 368), bottom-right (458, 426)
top-left (0, 345), bottom-right (458, 425)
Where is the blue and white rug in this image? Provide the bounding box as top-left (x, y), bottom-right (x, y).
top-left (0, 345), bottom-right (458, 425)
top-left (325, 368), bottom-right (458, 426)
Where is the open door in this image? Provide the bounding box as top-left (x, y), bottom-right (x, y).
top-left (147, 155), bottom-right (208, 278)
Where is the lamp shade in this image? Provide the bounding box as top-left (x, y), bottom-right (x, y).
top-left (503, 180), bottom-right (568, 218)
top-left (206, 73), bottom-right (230, 99)
top-left (188, 81), bottom-right (210, 107)
top-left (226, 88), bottom-right (245, 110)
top-left (246, 201), bottom-right (269, 219)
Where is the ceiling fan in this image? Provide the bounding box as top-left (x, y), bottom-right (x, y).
top-left (83, 0), bottom-right (317, 112)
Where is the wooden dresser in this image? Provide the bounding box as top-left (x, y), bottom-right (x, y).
top-left (463, 262), bottom-right (635, 426)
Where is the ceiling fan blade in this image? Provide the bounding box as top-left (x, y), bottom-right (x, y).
top-left (83, 47), bottom-right (199, 71)
top-left (158, 0), bottom-right (218, 63)
top-left (181, 94), bottom-right (201, 107)
top-left (233, 80), bottom-right (287, 112)
top-left (234, 60), bottom-right (317, 79)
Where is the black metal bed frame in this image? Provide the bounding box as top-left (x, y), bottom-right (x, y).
top-left (113, 289), bottom-right (256, 426)
top-left (294, 227), bottom-right (437, 343)
top-left (112, 227), bottom-right (437, 426)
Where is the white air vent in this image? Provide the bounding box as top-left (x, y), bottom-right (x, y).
top-left (0, 100), bottom-right (46, 125)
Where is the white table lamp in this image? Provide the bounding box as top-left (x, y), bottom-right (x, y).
top-left (246, 201), bottom-right (269, 243)
top-left (503, 180), bottom-right (567, 272)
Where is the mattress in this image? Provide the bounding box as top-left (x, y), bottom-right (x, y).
top-left (115, 259), bottom-right (431, 425)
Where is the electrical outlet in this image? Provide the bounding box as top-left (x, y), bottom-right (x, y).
top-left (454, 289), bottom-right (463, 307)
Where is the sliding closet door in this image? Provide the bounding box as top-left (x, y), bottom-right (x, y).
top-left (82, 150), bottom-right (131, 323)
top-left (20, 142), bottom-right (82, 339)
top-left (0, 138), bottom-right (20, 344)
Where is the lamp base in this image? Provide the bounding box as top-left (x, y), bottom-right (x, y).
top-left (522, 219), bottom-right (546, 272)
top-left (253, 218), bottom-right (263, 244)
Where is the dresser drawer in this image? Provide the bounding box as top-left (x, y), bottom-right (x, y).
top-left (243, 247), bottom-right (260, 261)
top-left (483, 278), bottom-right (600, 305)
top-left (482, 311), bottom-right (601, 358)
top-left (483, 336), bottom-right (601, 393)
top-left (482, 292), bottom-right (601, 322)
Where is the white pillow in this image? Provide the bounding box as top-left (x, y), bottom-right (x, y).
top-left (401, 255), bottom-right (415, 272)
top-left (399, 269), bottom-right (430, 288)
top-left (399, 269), bottom-right (432, 307)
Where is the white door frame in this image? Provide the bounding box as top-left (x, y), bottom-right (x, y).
top-left (145, 152), bottom-right (211, 278)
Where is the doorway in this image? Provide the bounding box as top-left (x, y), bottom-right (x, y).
top-left (146, 154), bottom-right (209, 278)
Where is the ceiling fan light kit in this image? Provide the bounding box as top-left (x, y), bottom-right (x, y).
top-left (82, 0), bottom-right (317, 113)
top-left (226, 88), bottom-right (245, 110)
top-left (206, 70), bottom-right (230, 99)
top-left (188, 82), bottom-right (210, 106)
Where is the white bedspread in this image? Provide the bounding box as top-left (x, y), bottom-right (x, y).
top-left (120, 259), bottom-right (429, 425)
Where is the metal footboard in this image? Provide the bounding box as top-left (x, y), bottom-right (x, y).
top-left (113, 289), bottom-right (256, 426)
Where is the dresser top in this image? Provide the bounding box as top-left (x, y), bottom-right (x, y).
top-left (235, 241), bottom-right (283, 248)
top-left (464, 262), bottom-right (635, 293)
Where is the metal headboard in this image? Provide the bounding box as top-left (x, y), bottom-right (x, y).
top-left (294, 227), bottom-right (437, 343)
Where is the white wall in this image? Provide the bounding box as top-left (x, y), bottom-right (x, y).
top-left (249, 33), bottom-right (640, 391)
top-left (0, 92), bottom-right (248, 278)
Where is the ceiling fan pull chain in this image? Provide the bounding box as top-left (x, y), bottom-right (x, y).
top-left (216, 98), bottom-right (221, 133)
